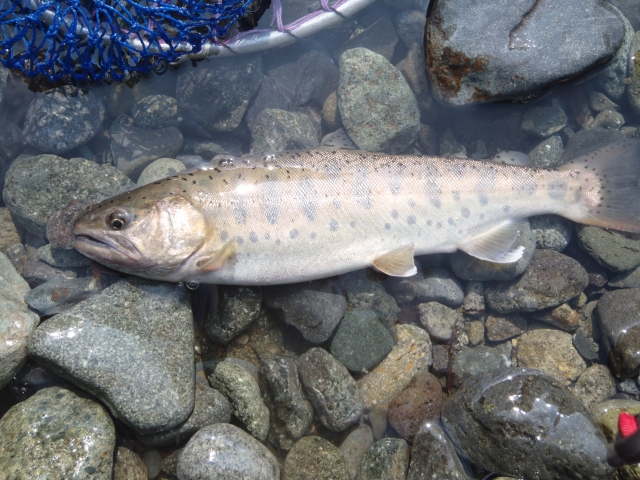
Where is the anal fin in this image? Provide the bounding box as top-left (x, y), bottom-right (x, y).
top-left (373, 244), bottom-right (417, 277)
top-left (459, 219), bottom-right (527, 263)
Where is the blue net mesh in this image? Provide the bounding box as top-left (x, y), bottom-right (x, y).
top-left (0, 0), bottom-right (266, 83)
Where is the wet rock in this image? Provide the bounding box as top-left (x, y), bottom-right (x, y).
top-left (340, 270), bottom-right (400, 327)
top-left (529, 215), bottom-right (572, 251)
top-left (589, 91), bottom-right (619, 112)
top-left (573, 329), bottom-right (598, 361)
top-left (338, 48), bottom-right (419, 154)
top-left (516, 329), bottom-right (586, 385)
top-left (114, 447), bottom-right (147, 480)
top-left (407, 422), bottom-right (471, 480)
top-left (24, 276), bottom-right (107, 316)
top-left (298, 347), bottom-right (362, 431)
top-left (3, 154), bottom-right (133, 235)
top-left (627, 31), bottom-right (640, 115)
top-left (131, 95), bottom-right (181, 130)
top-left (182, 136), bottom-right (243, 160)
top-left (0, 208), bottom-right (20, 253)
top-left (46, 199), bottom-right (93, 250)
top-left (322, 92), bottom-right (342, 131)
top-left (110, 121), bottom-right (183, 180)
top-left (340, 424), bottom-right (374, 480)
top-left (528, 135), bottom-right (564, 168)
top-left (452, 346), bottom-right (511, 388)
top-left (559, 126), bottom-right (627, 163)
top-left (485, 313), bottom-right (527, 342)
top-left (414, 268), bottom-right (464, 307)
top-left (28, 278), bottom-right (195, 433)
top-left (521, 104), bottom-right (568, 137)
top-left (531, 303), bottom-right (580, 332)
top-left (330, 309), bottom-right (394, 373)
top-left (283, 436), bottom-right (349, 480)
top-left (0, 252), bottom-right (40, 389)
top-left (588, 109), bottom-right (625, 130)
top-left (205, 360), bottom-right (270, 442)
top-left (388, 372), bottom-right (443, 442)
top-left (354, 438), bottom-right (409, 480)
top-left (395, 10), bottom-right (425, 49)
top-left (431, 344), bottom-right (450, 374)
top-left (205, 286), bottom-right (262, 344)
top-left (418, 301), bottom-right (461, 342)
top-left (465, 321), bottom-right (485, 346)
top-left (439, 128), bottom-right (467, 157)
top-left (137, 158), bottom-right (186, 186)
top-left (251, 108), bottom-right (319, 154)
top-left (595, 4), bottom-right (633, 101)
top-left (142, 450), bottom-right (163, 479)
top-left (161, 449), bottom-right (181, 477)
top-left (485, 249), bottom-right (589, 314)
top-left (609, 265), bottom-right (640, 288)
top-left (23, 86), bottom-right (105, 154)
top-left (576, 225), bottom-right (640, 273)
top-left (176, 54), bottom-right (263, 133)
top-left (37, 244), bottom-right (91, 268)
top-left (0, 386), bottom-right (115, 479)
top-left (462, 281), bottom-right (485, 314)
top-left (441, 368), bottom-right (614, 480)
top-left (265, 279), bottom-right (346, 344)
top-left (426, 0), bottom-right (625, 105)
top-left (23, 244), bottom-right (77, 288)
top-left (571, 364), bottom-right (616, 409)
top-left (177, 423), bottom-right (280, 480)
top-left (358, 324), bottom-right (432, 412)
top-left (397, 43), bottom-right (434, 112)
top-left (592, 399), bottom-right (640, 441)
top-left (417, 124), bottom-right (439, 155)
top-left (333, 18), bottom-right (398, 61)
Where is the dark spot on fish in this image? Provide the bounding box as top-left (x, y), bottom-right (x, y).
top-left (209, 175), bottom-right (213, 180)
top-left (427, 220), bottom-right (432, 226)
top-left (503, 205), bottom-right (510, 213)
top-left (275, 239), bottom-right (281, 245)
top-left (330, 219), bottom-right (338, 231)
top-left (391, 209), bottom-right (399, 219)
top-left (182, 178), bottom-right (187, 181)
top-left (453, 191), bottom-right (460, 201)
top-left (290, 229), bottom-right (298, 239)
top-left (548, 180), bottom-right (567, 199)
top-left (249, 232), bottom-right (258, 243)
top-left (407, 215), bottom-right (416, 225)
top-left (436, 222), bottom-right (442, 228)
top-left (311, 233), bottom-right (317, 239)
top-left (220, 231), bottom-right (228, 241)
top-left (385, 223), bottom-right (391, 230)
top-left (265, 233), bottom-right (271, 240)
top-left (478, 195), bottom-right (488, 205)
top-left (350, 221), bottom-right (356, 228)
top-left (461, 207), bottom-right (470, 218)
top-left (193, 180), bottom-right (196, 184)
top-left (408, 199), bottom-right (416, 208)
top-left (448, 217), bottom-right (455, 225)
top-left (237, 236), bottom-right (244, 245)
top-left (480, 213), bottom-right (485, 220)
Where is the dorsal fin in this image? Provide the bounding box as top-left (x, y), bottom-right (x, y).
top-left (320, 128), bottom-right (357, 150)
top-left (458, 219), bottom-right (527, 263)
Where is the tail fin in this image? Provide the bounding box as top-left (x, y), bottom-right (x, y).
top-left (560, 139), bottom-right (640, 233)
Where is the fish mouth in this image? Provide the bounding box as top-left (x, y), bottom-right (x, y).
top-left (73, 229), bottom-right (142, 264)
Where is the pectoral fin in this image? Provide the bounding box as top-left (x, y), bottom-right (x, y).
top-left (194, 239), bottom-right (236, 272)
top-left (373, 244), bottom-right (417, 277)
top-left (459, 219), bottom-right (527, 263)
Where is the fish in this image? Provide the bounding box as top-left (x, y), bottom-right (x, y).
top-left (72, 138), bottom-right (640, 285)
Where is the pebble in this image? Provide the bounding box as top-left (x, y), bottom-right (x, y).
top-left (414, 267), bottom-right (464, 307)
top-left (576, 225), bottom-right (640, 273)
top-left (3, 154), bottom-right (134, 234)
top-left (161, 448), bottom-right (181, 477)
top-left (333, 18), bottom-right (398, 62)
top-left (573, 329), bottom-right (598, 361)
top-left (571, 364), bottom-right (616, 409)
top-left (521, 104), bottom-right (568, 137)
top-left (417, 301), bottom-right (461, 342)
top-left (142, 450), bottom-right (163, 479)
top-left (395, 10), bottom-right (426, 49)
top-left (596, 4), bottom-right (633, 101)
top-left (485, 313), bottom-right (526, 342)
top-left (28, 278), bottom-right (195, 433)
top-left (114, 447), bottom-right (147, 480)
top-left (298, 347), bottom-right (362, 431)
top-left (205, 360), bottom-right (270, 442)
top-left (322, 92), bottom-right (341, 131)
top-left (338, 48), bottom-right (419, 153)
top-left (465, 321), bottom-right (485, 346)
top-left (182, 136), bottom-right (243, 159)
top-left (531, 303), bottom-right (581, 332)
top-left (340, 424), bottom-right (374, 480)
top-left (560, 126), bottom-right (627, 163)
top-left (485, 249), bottom-right (588, 314)
top-left (617, 378), bottom-right (640, 395)
top-left (283, 435), bottom-right (350, 480)
top-left (340, 269), bottom-right (400, 327)
top-left (407, 422), bottom-right (471, 480)
top-left (588, 109), bottom-right (625, 129)
top-left (452, 346), bottom-right (511, 387)
top-left (529, 215), bottom-right (572, 251)
top-left (589, 91), bottom-right (620, 112)
top-left (0, 207), bottom-right (20, 252)
top-left (387, 371), bottom-right (443, 442)
top-left (441, 368), bottom-right (614, 479)
top-left (22, 244), bottom-right (77, 287)
top-left (0, 386), bottom-right (116, 479)
top-left (46, 198), bottom-right (93, 250)
top-left (24, 276), bottom-right (107, 316)
top-left (250, 108), bottom-right (319, 154)
top-left (330, 310), bottom-right (394, 373)
top-left (516, 328), bottom-right (586, 385)
top-left (354, 438), bottom-right (409, 480)
top-left (137, 158), bottom-right (186, 186)
top-left (396, 43), bottom-right (434, 113)
top-left (205, 285), bottom-right (262, 344)
top-left (528, 135), bottom-right (564, 168)
top-left (264, 279), bottom-right (346, 344)
top-left (609, 266), bottom-right (640, 289)
top-left (177, 423), bottom-right (280, 480)
top-left (627, 31), bottom-right (640, 114)
top-left (462, 281), bottom-right (485, 314)
top-left (439, 129), bottom-right (467, 157)
top-left (417, 124), bottom-right (439, 155)
top-left (22, 85), bottom-right (105, 153)
top-left (37, 244), bottom-right (91, 268)
top-left (357, 324), bottom-right (432, 413)
top-left (131, 95), bottom-right (181, 130)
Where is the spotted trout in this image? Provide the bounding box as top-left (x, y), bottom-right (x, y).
top-left (73, 139), bottom-right (640, 285)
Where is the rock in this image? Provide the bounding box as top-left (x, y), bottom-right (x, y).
top-left (0, 208), bottom-right (20, 252)
top-left (205, 360), bottom-right (270, 442)
top-left (441, 368), bottom-right (614, 480)
top-left (37, 244), bottom-right (91, 268)
top-left (110, 121), bottom-right (183, 180)
top-left (357, 324), bottom-right (432, 412)
top-left (24, 276), bottom-right (107, 316)
top-left (0, 120), bottom-right (23, 167)
top-left (414, 268), bottom-right (464, 307)
top-left (450, 221), bottom-right (535, 281)
top-left (485, 250), bottom-right (589, 314)
top-left (340, 270), bottom-right (400, 327)
top-left (576, 225), bottom-right (640, 273)
top-left (0, 387), bottom-right (115, 479)
top-left (340, 424), bottom-right (374, 480)
top-left (338, 48), bottom-right (420, 153)
top-left (485, 313), bottom-right (527, 342)
top-left (573, 329), bottom-right (598, 361)
top-left (387, 372), bottom-right (443, 442)
top-left (205, 285), bottom-right (262, 344)
top-left (46, 199), bottom-right (93, 250)
top-left (283, 436), bottom-right (350, 480)
top-left (559, 126), bottom-right (627, 163)
top-left (417, 124), bottom-right (439, 155)
top-left (592, 399), bottom-right (640, 441)
top-left (407, 422), bottom-right (471, 480)
top-left (396, 43), bottom-right (434, 113)
top-left (571, 364), bottom-right (616, 409)
top-left (609, 266), bottom-right (640, 288)
top-left (181, 137), bottom-right (243, 160)
top-left (3, 154), bottom-right (134, 235)
top-left (264, 279), bottom-right (346, 344)
top-left (417, 301), bottom-right (461, 342)
top-left (137, 381), bottom-right (231, 447)
top-left (22, 86), bottom-right (105, 153)
top-left (330, 310), bottom-right (394, 373)
top-left (176, 55), bottom-right (263, 133)
top-left (521, 104), bottom-right (568, 137)
top-left (260, 356), bottom-right (314, 449)
top-left (589, 91), bottom-right (619, 112)
top-left (28, 278), bottom-right (195, 433)
top-left (395, 10), bottom-right (425, 48)
top-left (531, 303), bottom-right (580, 332)
top-left (141, 450), bottom-right (163, 479)
top-left (177, 423), bottom-right (280, 480)
top-left (354, 438), bottom-right (409, 480)
top-left (528, 135), bottom-right (564, 168)
top-left (439, 128), bottom-right (467, 157)
top-left (595, 4), bottom-right (633, 101)
top-left (251, 109), bottom-right (319, 154)
top-left (322, 92), bottom-right (342, 131)
top-left (431, 344), bottom-right (450, 374)
top-left (161, 449), bottom-right (181, 477)
top-left (368, 405), bottom-right (389, 441)
top-left (131, 95), bottom-right (181, 130)
top-left (22, 244), bottom-right (77, 288)
top-left (333, 18), bottom-right (398, 62)
top-left (462, 281), bottom-right (485, 314)
top-left (114, 447), bottom-right (147, 480)
top-left (137, 158), bottom-right (186, 186)
top-left (588, 109), bottom-right (625, 130)
top-left (0, 252), bottom-right (40, 389)
top-left (426, 0), bottom-right (625, 105)
top-left (627, 31), bottom-right (640, 115)
top-left (529, 215), bottom-right (572, 251)
top-left (465, 321), bottom-right (485, 346)
top-left (516, 329), bottom-right (586, 385)
top-left (452, 346), bottom-right (511, 387)
top-left (298, 347), bottom-right (362, 431)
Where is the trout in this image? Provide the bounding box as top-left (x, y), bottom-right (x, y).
top-left (73, 139), bottom-right (640, 285)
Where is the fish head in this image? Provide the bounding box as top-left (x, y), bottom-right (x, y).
top-left (73, 190), bottom-right (212, 279)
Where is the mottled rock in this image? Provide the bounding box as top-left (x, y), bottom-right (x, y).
top-left (462, 281), bottom-right (485, 314)
top-left (571, 364), bottom-right (616, 409)
top-left (528, 135), bottom-right (564, 168)
top-left (465, 321), bottom-right (485, 346)
top-left (573, 329), bottom-right (598, 361)
top-left (407, 422), bottom-right (470, 480)
top-left (577, 225), bottom-right (640, 273)
top-left (531, 303), bottom-right (581, 332)
top-left (354, 438), bottom-right (409, 480)
top-left (114, 447), bottom-right (147, 480)
top-left (340, 269), bottom-right (400, 327)
top-left (529, 215), bottom-right (572, 251)
top-left (414, 268), bottom-right (464, 307)
top-left (131, 95), bottom-right (181, 130)
top-left (37, 244), bottom-right (91, 268)
top-left (396, 43), bottom-right (434, 112)
top-left (182, 137), bottom-right (243, 160)
top-left (521, 104), bottom-right (568, 137)
top-left (418, 301), bottom-right (461, 342)
top-left (340, 424), bottom-right (374, 480)
top-left (137, 158), bottom-right (186, 186)
top-left (283, 436), bottom-right (349, 480)
top-left (452, 346), bottom-right (511, 387)
top-left (485, 313), bottom-right (527, 342)
top-left (24, 276), bottom-right (107, 316)
top-left (141, 450), bottom-right (163, 479)
top-left (0, 208), bottom-right (20, 252)
top-left (205, 285), bottom-right (262, 344)
top-left (251, 108), bottom-right (319, 154)
top-left (23, 244), bottom-right (77, 288)
top-left (588, 109), bottom-right (625, 130)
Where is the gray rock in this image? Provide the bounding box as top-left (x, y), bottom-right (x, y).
top-left (431, 344), bottom-right (450, 374)
top-left (0, 120), bottom-right (24, 166)
top-left (571, 364), bottom-right (616, 409)
top-left (340, 424), bottom-right (374, 480)
top-left (485, 313), bottom-right (527, 342)
top-left (23, 244), bottom-right (77, 288)
top-left (354, 438), bottom-right (409, 480)
top-left (617, 378), bottom-right (640, 395)
top-left (0, 387), bottom-right (115, 479)
top-left (450, 221), bottom-right (535, 281)
top-left (439, 129), bottom-right (467, 157)
top-left (396, 44), bottom-right (434, 113)
top-left (37, 244), bottom-right (91, 268)
top-left (414, 268), bottom-right (464, 307)
top-left (0, 252), bottom-right (40, 389)
top-left (530, 303), bottom-right (581, 332)
top-left (3, 154), bottom-right (134, 234)
top-left (205, 360), bottom-right (270, 442)
top-left (589, 91), bottom-right (619, 112)
top-left (205, 285), bottom-right (262, 344)
top-left (250, 108), bottom-right (318, 154)
top-left (22, 86), bottom-right (105, 153)
top-left (141, 450), bottom-right (163, 479)
top-left (627, 31), bottom-right (640, 115)
top-left (338, 48), bottom-right (420, 153)
top-left (577, 225), bottom-right (640, 273)
top-left (609, 265), bottom-right (640, 288)
top-left (161, 448), bottom-right (181, 477)
top-left (298, 347), bottom-right (362, 431)
top-left (588, 109), bottom-right (625, 130)
top-left (426, 0), bottom-right (625, 105)
top-left (418, 302), bottom-right (461, 342)
top-left (283, 436), bottom-right (350, 480)
top-left (333, 18), bottom-right (398, 62)
top-left (452, 346), bottom-right (511, 388)
top-left (177, 423), bottom-right (280, 480)
top-left (131, 95), bottom-right (181, 129)
top-left (559, 126), bottom-right (627, 163)
top-left (114, 447), bottom-right (147, 480)
top-left (407, 422), bottom-right (471, 480)
top-left (24, 276), bottom-right (107, 316)
top-left (441, 368), bottom-right (614, 480)
top-left (46, 198), bottom-right (93, 250)
top-left (485, 249), bottom-right (589, 314)
top-left (176, 54), bottom-right (263, 133)
top-left (462, 281), bottom-right (485, 314)
top-left (28, 278), bottom-right (195, 433)
top-left (529, 215), bottom-right (572, 251)
top-left (595, 4), bottom-right (633, 101)
top-left (521, 104), bottom-right (568, 137)
top-left (573, 329), bottom-right (598, 361)
top-left (340, 270), bottom-right (399, 327)
top-left (182, 137), bottom-right (243, 160)
top-left (137, 381), bottom-right (231, 447)
top-left (0, 208), bottom-right (20, 254)
top-left (330, 309), bottom-right (394, 373)
top-left (528, 135), bottom-right (564, 168)
top-left (137, 158), bottom-right (186, 186)
top-left (395, 10), bottom-right (425, 49)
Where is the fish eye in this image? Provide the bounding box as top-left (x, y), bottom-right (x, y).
top-left (107, 210), bottom-right (129, 230)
